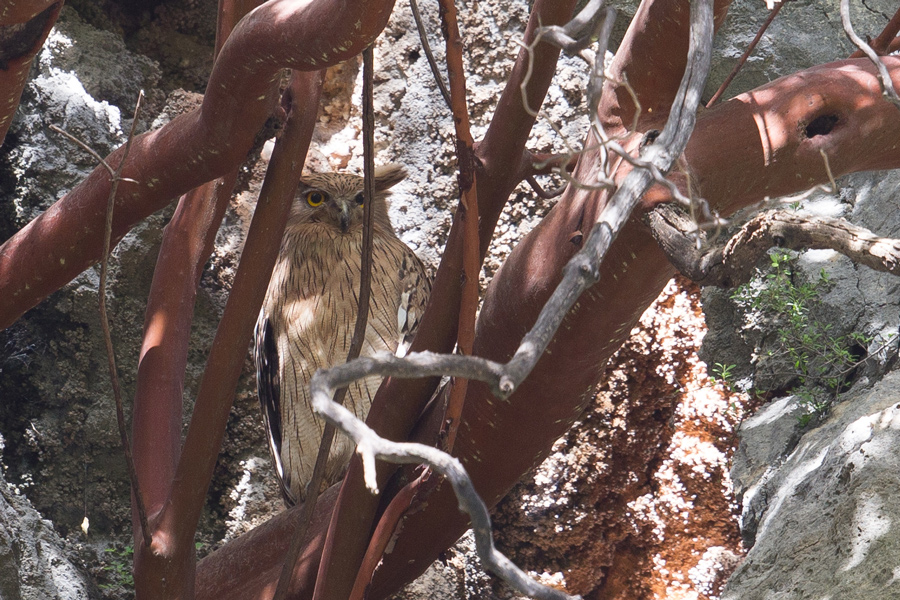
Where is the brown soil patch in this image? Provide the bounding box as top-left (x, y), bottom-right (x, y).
top-left (493, 276), bottom-right (756, 599)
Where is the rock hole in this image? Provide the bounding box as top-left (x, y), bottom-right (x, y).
top-left (805, 114), bottom-right (838, 138)
top-left (836, 341), bottom-right (868, 393)
top-left (408, 49), bottom-right (421, 63)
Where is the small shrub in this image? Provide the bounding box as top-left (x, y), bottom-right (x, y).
top-left (730, 249), bottom-right (872, 421)
top-left (99, 544), bottom-right (134, 593)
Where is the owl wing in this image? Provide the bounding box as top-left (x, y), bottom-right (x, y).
top-left (395, 247), bottom-right (432, 357)
top-left (254, 314), bottom-right (297, 506)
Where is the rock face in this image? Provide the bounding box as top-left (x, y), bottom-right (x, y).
top-left (722, 373), bottom-right (900, 599)
top-left (0, 441), bottom-right (98, 600)
top-left (697, 2), bottom-right (900, 594)
top-left (700, 174), bottom-right (900, 600)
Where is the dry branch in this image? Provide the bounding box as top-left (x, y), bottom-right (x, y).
top-left (409, 0), bottom-right (450, 108)
top-left (648, 204), bottom-right (900, 288)
top-left (49, 95), bottom-right (152, 548)
top-left (310, 354), bottom-right (579, 600)
top-left (311, 1), bottom-right (581, 596)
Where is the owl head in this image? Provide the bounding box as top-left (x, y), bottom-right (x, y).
top-left (291, 164), bottom-right (407, 234)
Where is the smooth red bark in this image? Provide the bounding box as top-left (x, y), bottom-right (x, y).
top-left (0, 1), bottom-right (62, 143)
top-left (132, 175), bottom-right (236, 524)
top-left (687, 58), bottom-right (900, 216)
top-left (136, 69), bottom-right (324, 599)
top-left (3, 0), bottom-right (900, 598)
top-left (131, 3), bottom-right (267, 594)
top-left (0, 0), bottom-right (59, 24)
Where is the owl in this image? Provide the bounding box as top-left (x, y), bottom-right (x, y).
top-left (254, 164), bottom-right (431, 505)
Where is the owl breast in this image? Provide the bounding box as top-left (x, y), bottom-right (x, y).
top-left (259, 225), bottom-right (418, 503)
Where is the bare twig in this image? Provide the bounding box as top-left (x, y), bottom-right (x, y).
top-left (515, 2), bottom-right (621, 194)
top-left (706, 1), bottom-right (784, 108)
top-left (534, 0), bottom-right (612, 54)
top-left (841, 0), bottom-right (900, 109)
top-left (526, 174), bottom-right (567, 199)
top-left (409, 0), bottom-right (451, 109)
top-left (53, 92), bottom-right (152, 548)
top-left (310, 353), bottom-right (577, 600)
top-left (310, 1), bottom-right (715, 598)
top-left (517, 1), bottom-right (721, 236)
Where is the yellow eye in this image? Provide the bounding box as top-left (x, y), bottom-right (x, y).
top-left (306, 191), bottom-right (325, 207)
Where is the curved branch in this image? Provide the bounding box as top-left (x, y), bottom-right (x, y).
top-left (840, 0), bottom-right (900, 109)
top-left (706, 1), bottom-right (784, 108)
top-left (0, 0), bottom-right (59, 25)
top-left (0, 0), bottom-right (398, 330)
top-left (157, 70), bottom-right (324, 575)
top-left (599, 0), bottom-right (731, 133)
top-left (132, 3), bottom-right (262, 593)
top-left (685, 58), bottom-right (900, 217)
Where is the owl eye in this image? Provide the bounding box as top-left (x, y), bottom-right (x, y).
top-left (306, 191), bottom-right (325, 207)
top-left (354, 192), bottom-right (365, 206)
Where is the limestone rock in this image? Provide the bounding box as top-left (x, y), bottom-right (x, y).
top-left (724, 371), bottom-right (900, 599)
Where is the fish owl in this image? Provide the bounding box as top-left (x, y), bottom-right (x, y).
top-left (255, 164), bottom-right (431, 505)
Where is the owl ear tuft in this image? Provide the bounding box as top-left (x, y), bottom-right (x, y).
top-left (373, 164), bottom-right (408, 192)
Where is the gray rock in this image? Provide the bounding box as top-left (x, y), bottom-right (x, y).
top-left (723, 371), bottom-right (900, 600)
top-left (705, 0), bottom-right (893, 101)
top-left (0, 437), bottom-right (97, 600)
top-left (4, 0), bottom-right (900, 597)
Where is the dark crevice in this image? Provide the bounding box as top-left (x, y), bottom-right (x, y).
top-left (837, 342), bottom-right (868, 393)
top-left (805, 114), bottom-right (839, 138)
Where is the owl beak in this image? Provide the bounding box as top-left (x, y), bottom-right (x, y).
top-left (339, 202), bottom-right (351, 233)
